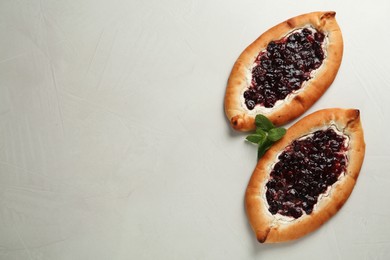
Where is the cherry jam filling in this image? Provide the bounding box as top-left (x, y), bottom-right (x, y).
top-left (244, 28), bottom-right (325, 109)
top-left (265, 128), bottom-right (348, 219)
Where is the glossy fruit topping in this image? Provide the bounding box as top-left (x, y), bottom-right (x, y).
top-left (244, 28), bottom-right (325, 109)
top-left (265, 127), bottom-right (347, 218)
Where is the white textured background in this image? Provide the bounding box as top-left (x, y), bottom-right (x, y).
top-left (0, 0), bottom-right (389, 259)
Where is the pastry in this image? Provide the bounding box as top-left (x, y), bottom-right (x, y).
top-left (225, 12), bottom-right (343, 131)
top-left (245, 108), bottom-right (365, 243)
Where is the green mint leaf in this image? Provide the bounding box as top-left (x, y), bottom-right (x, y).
top-left (247, 114), bottom-right (287, 161)
top-left (257, 146), bottom-right (266, 160)
top-left (255, 114), bottom-right (275, 131)
top-left (246, 132), bottom-right (266, 144)
top-left (268, 127), bottom-right (287, 142)
top-left (257, 139), bottom-right (273, 160)
top-left (255, 128), bottom-right (266, 135)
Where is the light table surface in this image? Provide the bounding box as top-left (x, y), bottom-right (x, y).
top-left (0, 0), bottom-right (389, 259)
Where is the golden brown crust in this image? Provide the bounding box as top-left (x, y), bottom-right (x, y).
top-left (245, 108), bottom-right (365, 243)
top-left (225, 11), bottom-right (343, 131)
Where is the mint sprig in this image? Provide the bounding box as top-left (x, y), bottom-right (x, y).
top-left (246, 115), bottom-right (286, 160)
top-left (255, 114), bottom-right (275, 131)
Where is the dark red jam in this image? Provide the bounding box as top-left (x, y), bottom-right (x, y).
top-left (265, 128), bottom-right (348, 218)
top-left (244, 28), bottom-right (325, 109)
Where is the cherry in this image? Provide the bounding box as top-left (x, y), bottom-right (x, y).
top-left (244, 28), bottom-right (325, 109)
top-left (265, 128), bottom-right (348, 218)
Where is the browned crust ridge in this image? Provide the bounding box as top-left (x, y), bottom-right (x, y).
top-left (245, 108), bottom-right (365, 243)
top-left (225, 11), bottom-right (343, 131)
